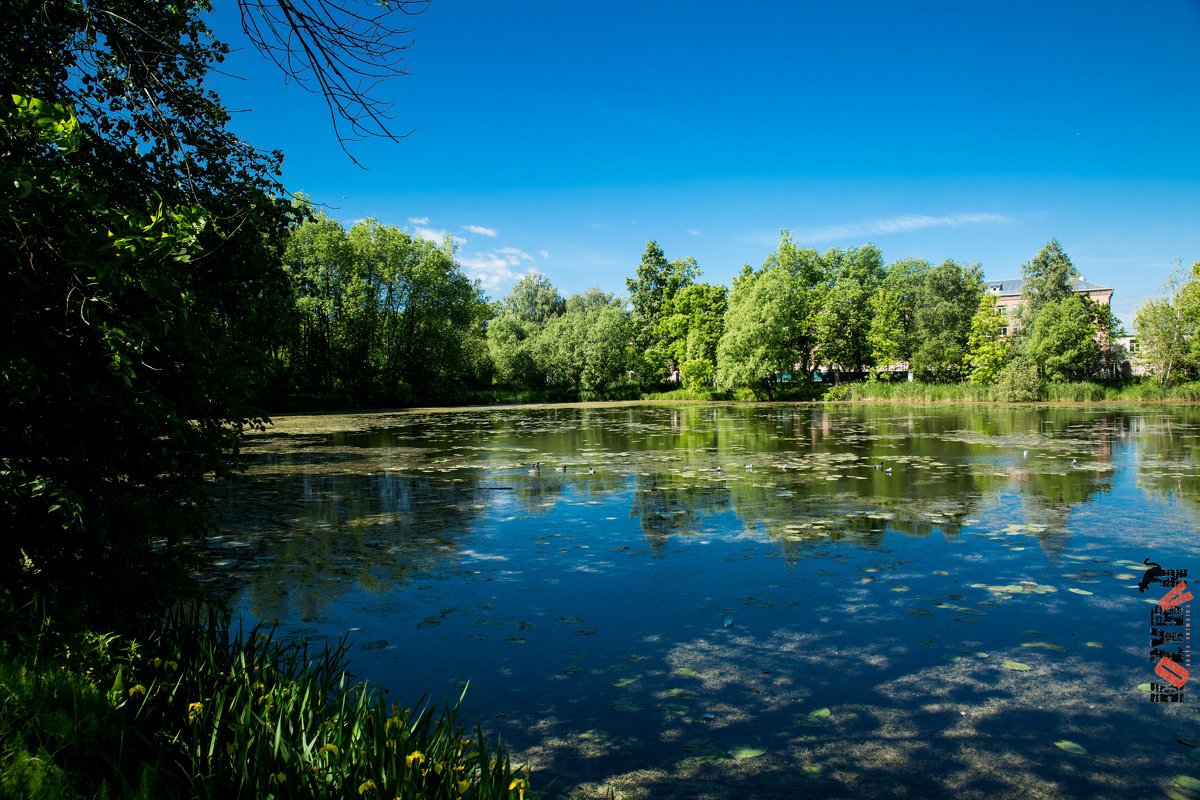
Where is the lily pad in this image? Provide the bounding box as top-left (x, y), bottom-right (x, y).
top-left (579, 729), bottom-right (610, 742)
top-left (1175, 776), bottom-right (1200, 790)
top-left (611, 700), bottom-right (643, 712)
top-left (1067, 588), bottom-right (1094, 596)
top-left (673, 667), bottom-right (699, 677)
top-left (1085, 641), bottom-right (1104, 648)
top-left (729, 746), bottom-right (766, 760)
top-left (1054, 740), bottom-right (1087, 754)
top-left (1001, 661), bottom-right (1032, 671)
top-left (1137, 683), bottom-right (1154, 692)
top-left (563, 665), bottom-right (583, 675)
top-left (360, 639), bottom-right (389, 650)
top-left (504, 636), bottom-right (526, 646)
top-left (574, 629), bottom-right (597, 636)
top-left (909, 608), bottom-right (936, 618)
top-left (890, 585), bottom-right (911, 592)
top-left (613, 674), bottom-right (642, 687)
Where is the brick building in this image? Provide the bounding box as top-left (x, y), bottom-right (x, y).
top-left (984, 277), bottom-right (1113, 335)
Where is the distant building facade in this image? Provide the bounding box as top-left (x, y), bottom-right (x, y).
top-left (984, 277), bottom-right (1114, 335)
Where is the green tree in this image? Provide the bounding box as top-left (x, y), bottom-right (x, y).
top-left (815, 245), bottom-right (885, 373)
top-left (654, 282), bottom-right (727, 388)
top-left (626, 241), bottom-right (700, 378)
top-left (868, 258), bottom-right (929, 369)
top-left (282, 214), bottom-right (489, 402)
top-left (716, 264), bottom-right (807, 399)
top-left (535, 290), bottom-right (632, 395)
top-left (2, 0), bottom-right (299, 625)
top-left (964, 295), bottom-right (1013, 385)
top-left (1026, 295), bottom-right (1102, 381)
top-left (1134, 262), bottom-right (1200, 386)
top-left (502, 274), bottom-right (566, 326)
top-left (909, 260), bottom-right (984, 381)
top-left (1019, 238), bottom-right (1080, 329)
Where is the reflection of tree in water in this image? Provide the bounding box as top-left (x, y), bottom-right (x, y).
top-left (211, 455), bottom-right (484, 620)
top-left (628, 470), bottom-right (731, 547)
top-left (1125, 409), bottom-right (1200, 512)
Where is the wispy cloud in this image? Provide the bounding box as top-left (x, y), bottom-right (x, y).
top-left (793, 213), bottom-right (1013, 244)
top-left (463, 224), bottom-right (497, 237)
top-left (539, 250), bottom-right (550, 259)
top-left (498, 246), bottom-right (534, 262)
top-left (686, 228), bottom-right (700, 236)
top-left (408, 216), bottom-right (430, 225)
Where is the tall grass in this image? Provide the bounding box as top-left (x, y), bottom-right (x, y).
top-left (822, 381), bottom-right (993, 403)
top-left (822, 378), bottom-right (1200, 404)
top-left (1, 606), bottom-right (533, 800)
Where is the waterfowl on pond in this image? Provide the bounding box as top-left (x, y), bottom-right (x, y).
top-left (884, 467), bottom-right (892, 474)
top-left (588, 468), bottom-right (595, 474)
top-left (555, 465), bottom-right (567, 473)
top-left (1023, 450), bottom-right (1028, 458)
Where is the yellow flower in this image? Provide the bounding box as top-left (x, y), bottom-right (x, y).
top-left (188, 702), bottom-right (203, 723)
top-left (432, 762), bottom-right (444, 775)
top-left (455, 780), bottom-right (471, 793)
top-left (127, 684), bottom-right (146, 697)
top-left (269, 772), bottom-right (287, 785)
top-left (357, 779), bottom-right (377, 795)
top-left (225, 743), bottom-right (235, 757)
top-left (405, 751), bottom-right (425, 768)
top-left (319, 744), bottom-right (339, 757)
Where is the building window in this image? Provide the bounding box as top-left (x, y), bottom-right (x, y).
top-left (999, 326), bottom-right (1009, 336)
top-left (997, 305), bottom-right (1006, 314)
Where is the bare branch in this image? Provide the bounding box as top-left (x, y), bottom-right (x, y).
top-left (237, 0), bottom-right (430, 167)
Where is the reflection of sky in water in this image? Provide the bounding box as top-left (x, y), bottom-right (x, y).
top-left (208, 405), bottom-right (1200, 799)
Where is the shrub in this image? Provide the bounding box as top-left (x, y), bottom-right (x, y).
top-left (995, 360), bottom-right (1045, 402)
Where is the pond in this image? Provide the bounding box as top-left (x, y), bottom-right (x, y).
top-left (208, 403), bottom-right (1200, 800)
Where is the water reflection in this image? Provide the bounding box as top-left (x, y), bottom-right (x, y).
top-left (207, 404), bottom-right (1200, 800)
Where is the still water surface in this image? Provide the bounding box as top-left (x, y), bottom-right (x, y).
top-left (209, 403), bottom-right (1200, 799)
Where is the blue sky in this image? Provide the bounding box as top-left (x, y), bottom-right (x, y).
top-left (204, 1), bottom-right (1200, 329)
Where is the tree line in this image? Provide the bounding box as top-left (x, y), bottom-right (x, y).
top-left (272, 212), bottom-right (1132, 404)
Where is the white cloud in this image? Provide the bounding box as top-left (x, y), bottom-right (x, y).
top-left (414, 226), bottom-right (447, 243)
top-left (539, 250), bottom-right (550, 259)
top-left (463, 224), bottom-right (498, 237)
top-left (458, 253), bottom-right (539, 293)
top-left (794, 213), bottom-right (1013, 244)
top-left (408, 216), bottom-right (430, 225)
top-left (497, 247), bottom-right (534, 263)
top-left (686, 228), bottom-right (700, 236)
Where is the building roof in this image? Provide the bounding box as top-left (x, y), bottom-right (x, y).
top-left (984, 277), bottom-right (1112, 296)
